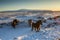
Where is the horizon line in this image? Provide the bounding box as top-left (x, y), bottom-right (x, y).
top-left (0, 9), bottom-right (60, 12)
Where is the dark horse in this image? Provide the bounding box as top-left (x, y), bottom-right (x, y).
top-left (11, 19), bottom-right (19, 28)
top-left (28, 19), bottom-right (32, 26)
top-left (31, 20), bottom-right (42, 32)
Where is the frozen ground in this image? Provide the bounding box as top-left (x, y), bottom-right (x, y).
top-left (0, 15), bottom-right (60, 40)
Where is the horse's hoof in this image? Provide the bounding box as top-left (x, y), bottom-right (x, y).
top-left (31, 30), bottom-right (33, 31)
top-left (36, 31), bottom-right (39, 32)
top-left (13, 27), bottom-right (15, 29)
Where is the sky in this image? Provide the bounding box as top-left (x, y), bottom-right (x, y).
top-left (0, 0), bottom-right (60, 11)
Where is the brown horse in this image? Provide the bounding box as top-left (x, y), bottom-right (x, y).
top-left (28, 19), bottom-right (32, 26)
top-left (11, 19), bottom-right (19, 28)
top-left (31, 20), bottom-right (42, 32)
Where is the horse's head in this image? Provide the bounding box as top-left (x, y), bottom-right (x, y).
top-left (28, 19), bottom-right (32, 22)
top-left (37, 20), bottom-right (42, 25)
top-left (13, 19), bottom-right (19, 23)
top-left (28, 19), bottom-right (33, 26)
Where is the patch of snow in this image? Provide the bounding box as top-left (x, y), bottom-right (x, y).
top-left (0, 15), bottom-right (60, 40)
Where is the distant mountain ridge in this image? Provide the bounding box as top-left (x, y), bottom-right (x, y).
top-left (0, 9), bottom-right (53, 13)
top-left (0, 9), bottom-right (60, 18)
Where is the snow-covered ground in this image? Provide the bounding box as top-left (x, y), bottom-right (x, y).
top-left (0, 15), bottom-right (60, 40)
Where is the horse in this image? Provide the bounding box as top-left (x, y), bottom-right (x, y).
top-left (31, 20), bottom-right (42, 32)
top-left (28, 19), bottom-right (32, 26)
top-left (11, 19), bottom-right (19, 28)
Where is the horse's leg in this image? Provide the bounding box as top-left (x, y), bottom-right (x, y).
top-left (35, 27), bottom-right (37, 32)
top-left (36, 28), bottom-right (39, 32)
top-left (36, 26), bottom-right (40, 32)
top-left (38, 27), bottom-right (40, 31)
top-left (35, 27), bottom-right (38, 32)
top-left (31, 26), bottom-right (33, 31)
top-left (12, 23), bottom-right (16, 29)
top-left (12, 25), bottom-right (15, 28)
top-left (39, 25), bottom-right (41, 30)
